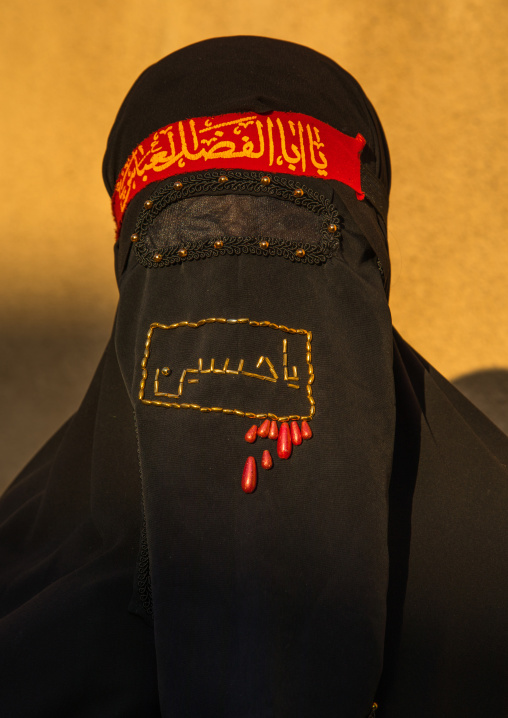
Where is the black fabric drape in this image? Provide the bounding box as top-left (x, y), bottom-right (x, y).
top-left (380, 334), bottom-right (508, 716)
top-left (1, 36), bottom-right (507, 718)
top-left (0, 341), bottom-right (161, 716)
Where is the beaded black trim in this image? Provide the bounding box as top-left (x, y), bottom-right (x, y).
top-left (133, 169), bottom-right (343, 268)
top-left (136, 234), bottom-right (335, 266)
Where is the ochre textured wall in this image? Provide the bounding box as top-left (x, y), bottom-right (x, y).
top-left (1, 0), bottom-right (508, 488)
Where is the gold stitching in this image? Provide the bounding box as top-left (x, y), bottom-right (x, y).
top-left (264, 357), bottom-right (278, 380)
top-left (138, 318), bottom-right (315, 421)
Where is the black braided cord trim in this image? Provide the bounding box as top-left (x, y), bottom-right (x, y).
top-left (136, 234), bottom-right (335, 266)
top-left (133, 169), bottom-right (343, 268)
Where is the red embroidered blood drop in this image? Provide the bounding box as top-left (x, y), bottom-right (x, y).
top-left (245, 425), bottom-right (257, 443)
top-left (277, 422), bottom-right (292, 459)
top-left (241, 456), bottom-right (257, 493)
top-left (290, 421), bottom-right (302, 446)
top-left (268, 420), bottom-right (279, 440)
top-left (301, 420), bottom-right (313, 440)
top-left (257, 419), bottom-right (271, 438)
top-left (261, 450), bottom-right (273, 470)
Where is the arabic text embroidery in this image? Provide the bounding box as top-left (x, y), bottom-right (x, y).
top-left (139, 317), bottom-right (314, 422)
top-left (112, 110), bottom-right (366, 228)
top-left (138, 317), bottom-right (315, 493)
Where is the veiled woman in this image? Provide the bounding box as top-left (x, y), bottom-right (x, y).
top-left (1, 36), bottom-right (507, 718)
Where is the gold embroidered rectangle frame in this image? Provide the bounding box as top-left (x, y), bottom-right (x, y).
top-left (138, 317), bottom-right (315, 422)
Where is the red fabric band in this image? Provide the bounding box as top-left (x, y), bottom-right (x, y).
top-left (112, 111), bottom-right (366, 233)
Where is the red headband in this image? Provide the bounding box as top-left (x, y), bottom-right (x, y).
top-left (112, 111), bottom-right (366, 233)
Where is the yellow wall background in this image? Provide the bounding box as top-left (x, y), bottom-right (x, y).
top-left (1, 0), bottom-right (508, 488)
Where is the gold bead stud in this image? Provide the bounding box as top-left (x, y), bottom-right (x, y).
top-left (173, 180), bottom-right (183, 190)
top-left (144, 199), bottom-right (153, 209)
top-left (130, 233), bottom-right (139, 243)
top-left (152, 253), bottom-right (163, 262)
top-left (295, 248), bottom-right (306, 258)
top-left (177, 248), bottom-right (188, 258)
top-left (259, 240), bottom-right (269, 249)
top-left (218, 175), bottom-right (228, 183)
top-left (161, 367), bottom-right (171, 376)
top-left (214, 240), bottom-right (224, 249)
top-left (293, 188), bottom-right (304, 198)
top-left (260, 175), bottom-right (271, 186)
top-left (327, 223), bottom-right (338, 233)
